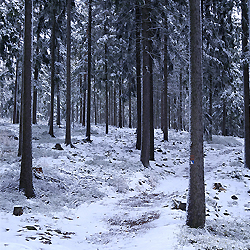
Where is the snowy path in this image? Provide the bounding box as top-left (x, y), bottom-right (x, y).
top-left (0, 120), bottom-right (250, 249)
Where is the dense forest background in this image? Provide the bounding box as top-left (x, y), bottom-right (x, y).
top-left (0, 0), bottom-right (249, 231)
top-left (0, 0), bottom-right (243, 138)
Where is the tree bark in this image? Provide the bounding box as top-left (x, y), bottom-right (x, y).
top-left (49, 9), bottom-right (56, 137)
top-left (114, 83), bottom-right (117, 127)
top-left (86, 0), bottom-right (92, 140)
top-left (19, 0), bottom-right (35, 198)
top-left (179, 72), bottom-right (183, 131)
top-left (105, 43), bottom-right (108, 134)
top-left (163, 9), bottom-right (168, 140)
top-left (65, 0), bottom-right (72, 145)
top-left (13, 59), bottom-right (19, 124)
top-left (119, 77), bottom-right (122, 128)
top-left (242, 0), bottom-right (250, 168)
top-left (141, 1), bottom-right (151, 168)
top-left (135, 3), bottom-right (142, 149)
top-left (186, 0), bottom-right (205, 228)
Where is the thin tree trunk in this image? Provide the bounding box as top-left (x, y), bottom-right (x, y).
top-left (242, 0), bottom-right (250, 168)
top-left (19, 0), bottom-right (35, 198)
top-left (86, 0), bottom-right (92, 140)
top-left (208, 76), bottom-right (212, 140)
top-left (163, 15), bottom-right (168, 141)
top-left (94, 85), bottom-right (97, 125)
top-left (119, 77), bottom-right (122, 128)
top-left (136, 3), bottom-right (142, 149)
top-left (65, 0), bottom-right (72, 145)
top-left (129, 82), bottom-right (132, 128)
top-left (222, 100), bottom-right (226, 136)
top-left (114, 83), bottom-right (117, 127)
top-left (49, 9), bottom-right (56, 137)
top-left (105, 43), bottom-right (108, 134)
top-left (56, 83), bottom-right (61, 126)
top-left (83, 89), bottom-right (86, 126)
top-left (18, 66), bottom-right (23, 157)
top-left (179, 72), bottom-right (183, 131)
top-left (149, 45), bottom-right (154, 161)
top-left (80, 75), bottom-right (83, 124)
top-left (13, 59), bottom-right (19, 124)
top-left (186, 0), bottom-right (205, 228)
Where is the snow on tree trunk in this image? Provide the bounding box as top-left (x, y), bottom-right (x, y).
top-left (186, 0), bottom-right (205, 228)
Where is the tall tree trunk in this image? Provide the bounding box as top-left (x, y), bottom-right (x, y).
top-left (179, 72), bottom-right (183, 131)
top-left (56, 46), bottom-right (61, 126)
top-left (13, 59), bottom-right (19, 124)
top-left (18, 66), bottom-right (24, 157)
top-left (49, 9), bottom-right (56, 137)
top-left (141, 1), bottom-right (151, 168)
top-left (128, 82), bottom-right (132, 128)
top-left (56, 82), bottom-right (61, 126)
top-left (119, 77), bottom-right (122, 128)
top-left (114, 83), bottom-right (117, 127)
top-left (86, 0), bottom-right (92, 141)
top-left (94, 84), bottom-right (97, 125)
top-left (83, 89), bottom-right (86, 126)
top-left (65, 0), bottom-right (72, 145)
top-left (242, 0), bottom-right (250, 168)
top-left (186, 0), bottom-right (205, 228)
top-left (222, 100), bottom-right (227, 136)
top-left (163, 12), bottom-right (168, 141)
top-left (149, 45), bottom-right (154, 161)
top-left (19, 0), bottom-right (35, 198)
top-left (80, 75), bottom-right (83, 124)
top-left (105, 43), bottom-right (108, 134)
top-left (136, 3), bottom-right (142, 149)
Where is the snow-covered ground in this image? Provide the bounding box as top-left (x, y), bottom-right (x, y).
top-left (0, 119), bottom-right (250, 249)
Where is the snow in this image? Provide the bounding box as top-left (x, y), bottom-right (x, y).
top-left (0, 119), bottom-right (250, 249)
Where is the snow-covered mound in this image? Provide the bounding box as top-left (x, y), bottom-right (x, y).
top-left (0, 119), bottom-right (250, 249)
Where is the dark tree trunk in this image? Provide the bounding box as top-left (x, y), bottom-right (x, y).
top-left (129, 82), bottom-right (132, 128)
top-left (56, 83), bottom-right (61, 126)
top-left (80, 75), bottom-right (83, 124)
top-left (18, 67), bottom-right (23, 157)
top-left (141, 1), bottom-right (151, 168)
top-left (136, 3), bottom-right (142, 150)
top-left (105, 43), bottom-right (108, 134)
top-left (19, 0), bottom-right (35, 198)
top-left (222, 100), bottom-right (227, 136)
top-left (149, 47), bottom-right (154, 161)
top-left (94, 84), bottom-right (97, 125)
top-left (65, 0), bottom-right (72, 145)
top-left (114, 83), bottom-right (117, 127)
top-left (119, 78), bottom-right (122, 128)
top-left (186, 0), bottom-right (205, 228)
top-left (49, 9), bottom-right (56, 137)
top-left (56, 46), bottom-right (61, 126)
top-left (179, 72), bottom-right (183, 131)
top-left (86, 0), bottom-right (92, 141)
top-left (163, 11), bottom-right (168, 141)
top-left (242, 0), bottom-right (250, 168)
top-left (83, 88), bottom-right (86, 126)
top-left (13, 59), bottom-right (19, 124)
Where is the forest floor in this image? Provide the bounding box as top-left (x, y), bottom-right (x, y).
top-left (0, 119), bottom-right (250, 250)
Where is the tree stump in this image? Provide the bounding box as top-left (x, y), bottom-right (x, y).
top-left (13, 206), bottom-right (23, 216)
